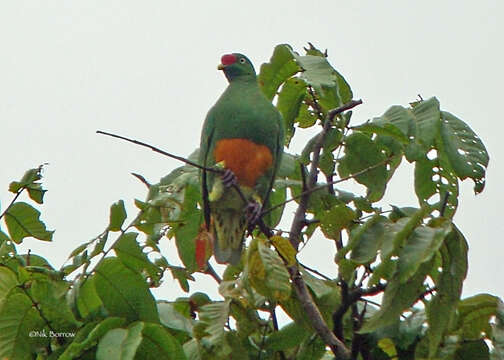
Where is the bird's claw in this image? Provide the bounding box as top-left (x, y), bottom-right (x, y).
top-left (245, 201), bottom-right (262, 230)
top-left (221, 169), bottom-right (238, 188)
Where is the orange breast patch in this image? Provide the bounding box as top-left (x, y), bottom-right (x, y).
top-left (214, 138), bottom-right (273, 187)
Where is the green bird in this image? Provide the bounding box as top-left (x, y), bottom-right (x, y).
top-left (199, 53), bottom-right (284, 264)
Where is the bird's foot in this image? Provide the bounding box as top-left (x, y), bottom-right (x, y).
top-left (221, 169), bottom-right (238, 188)
top-left (245, 201), bottom-right (262, 230)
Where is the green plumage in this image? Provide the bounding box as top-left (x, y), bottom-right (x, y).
top-left (199, 53), bottom-right (284, 264)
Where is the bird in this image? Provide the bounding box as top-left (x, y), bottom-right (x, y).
top-left (199, 53), bottom-right (284, 264)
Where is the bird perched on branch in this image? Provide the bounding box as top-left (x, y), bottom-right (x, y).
top-left (199, 53), bottom-right (284, 264)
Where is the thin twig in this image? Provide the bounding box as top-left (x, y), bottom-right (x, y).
top-left (269, 305), bottom-right (287, 360)
top-left (258, 312), bottom-right (272, 360)
top-left (97, 129), bottom-right (256, 232)
top-left (262, 145), bottom-right (390, 218)
top-left (97, 130), bottom-right (221, 174)
top-left (0, 190), bottom-right (23, 221)
top-left (300, 262), bottom-right (332, 281)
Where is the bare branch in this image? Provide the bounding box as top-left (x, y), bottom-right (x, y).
top-left (96, 130), bottom-right (221, 174)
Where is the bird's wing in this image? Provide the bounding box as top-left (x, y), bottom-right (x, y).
top-left (200, 112), bottom-right (216, 231)
top-left (260, 128), bottom-right (283, 215)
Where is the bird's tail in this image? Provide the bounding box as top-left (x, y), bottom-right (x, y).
top-left (212, 209), bottom-right (247, 265)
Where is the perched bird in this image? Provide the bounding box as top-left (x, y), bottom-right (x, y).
top-left (199, 53), bottom-right (284, 264)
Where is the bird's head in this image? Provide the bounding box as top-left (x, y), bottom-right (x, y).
top-left (218, 53), bottom-right (256, 81)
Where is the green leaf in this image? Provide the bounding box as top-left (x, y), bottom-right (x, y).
top-left (29, 278), bottom-right (78, 331)
top-left (440, 111), bottom-right (489, 194)
top-left (277, 152), bottom-right (298, 178)
top-left (300, 269), bottom-right (341, 321)
top-left (320, 204), bottom-right (356, 241)
top-left (75, 276), bottom-right (103, 319)
top-left (136, 322), bottom-right (187, 360)
top-left (169, 266), bottom-right (194, 293)
top-left (297, 103), bottom-right (317, 128)
top-left (113, 232), bottom-right (161, 283)
top-left (59, 317), bottom-right (126, 359)
top-left (272, 236), bottom-right (297, 267)
top-left (4, 202), bottom-right (54, 243)
top-left (414, 156), bottom-right (438, 202)
top-left (457, 293), bottom-right (500, 339)
top-left (0, 229), bottom-right (10, 243)
top-left (91, 232), bottom-right (108, 257)
top-left (182, 339), bottom-right (201, 360)
top-left (257, 240), bottom-right (291, 301)
top-left (97, 322), bottom-right (143, 360)
top-left (173, 185), bottom-right (201, 272)
top-left (454, 339), bottom-right (490, 360)
top-left (277, 77), bottom-right (307, 145)
top-left (174, 212), bottom-right (199, 274)
top-left (258, 44), bottom-right (300, 100)
top-left (9, 168), bottom-right (40, 193)
top-left (319, 150), bottom-right (334, 176)
top-left (8, 167), bottom-right (47, 204)
top-left (378, 207), bottom-right (429, 264)
top-left (372, 105), bottom-right (416, 138)
top-left (338, 133), bottom-right (388, 202)
top-left (492, 299), bottom-right (504, 358)
top-left (157, 301), bottom-right (194, 335)
top-left (412, 97), bottom-right (441, 148)
top-left (264, 184), bottom-right (286, 229)
top-left (297, 334), bottom-right (327, 360)
top-left (94, 257), bottom-right (159, 323)
top-left (416, 153), bottom-right (460, 218)
top-left (0, 267), bottom-right (18, 309)
top-left (109, 200), bottom-right (127, 231)
top-left (323, 128), bottom-right (344, 151)
top-left (348, 215), bottom-right (388, 264)
top-left (425, 222), bottom-right (468, 356)
top-left (378, 338), bottom-right (397, 357)
top-left (397, 309), bottom-right (427, 349)
top-left (0, 292), bottom-right (47, 359)
top-left (397, 220), bottom-right (452, 283)
top-left (69, 242), bottom-right (90, 258)
top-left (360, 259), bottom-right (432, 333)
top-left (265, 322), bottom-right (311, 351)
top-left (292, 52), bottom-right (353, 109)
top-left (300, 132), bottom-right (319, 165)
top-left (355, 122), bottom-right (409, 144)
top-left (368, 259), bottom-right (397, 286)
top-left (198, 300), bottom-right (231, 354)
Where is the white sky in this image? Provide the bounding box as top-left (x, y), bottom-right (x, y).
top-left (1, 1), bottom-right (502, 306)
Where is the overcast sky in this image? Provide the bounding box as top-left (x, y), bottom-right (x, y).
top-left (1, 1), bottom-right (502, 306)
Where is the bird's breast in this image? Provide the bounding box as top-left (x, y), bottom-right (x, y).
top-left (213, 138), bottom-right (273, 187)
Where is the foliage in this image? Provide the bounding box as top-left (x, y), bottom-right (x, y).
top-left (0, 43), bottom-right (497, 359)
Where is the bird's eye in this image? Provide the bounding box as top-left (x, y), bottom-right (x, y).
top-left (239, 58), bottom-right (246, 64)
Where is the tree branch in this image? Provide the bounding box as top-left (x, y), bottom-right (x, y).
top-left (287, 265), bottom-right (351, 359)
top-left (300, 262), bottom-right (332, 281)
top-left (333, 283), bottom-right (386, 341)
top-left (97, 130), bottom-right (221, 175)
top-left (287, 99), bottom-right (362, 250)
top-left (261, 156), bottom-right (392, 218)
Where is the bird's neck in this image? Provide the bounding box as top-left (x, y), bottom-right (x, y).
top-left (227, 74), bottom-right (257, 84)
